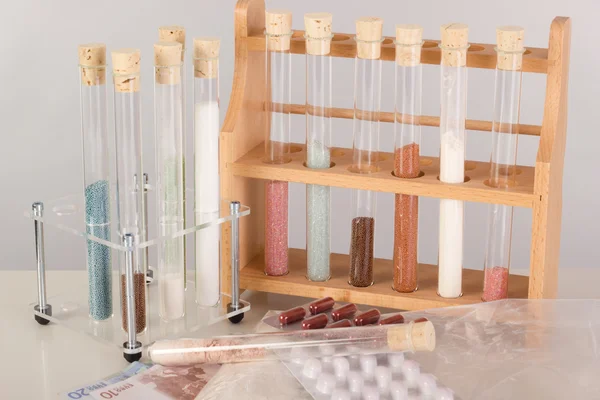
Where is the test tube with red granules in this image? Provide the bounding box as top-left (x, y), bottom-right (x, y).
top-left (482, 27), bottom-right (525, 301)
top-left (264, 10), bottom-right (292, 276)
top-left (392, 25), bottom-right (423, 293)
top-left (348, 17), bottom-right (383, 288)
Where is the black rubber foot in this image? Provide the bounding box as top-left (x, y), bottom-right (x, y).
top-left (227, 303), bottom-right (244, 324)
top-left (35, 314), bottom-right (51, 325)
top-left (34, 304), bottom-right (52, 325)
top-left (123, 351), bottom-right (142, 363)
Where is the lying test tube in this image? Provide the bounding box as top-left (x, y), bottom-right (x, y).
top-left (148, 320), bottom-right (435, 366)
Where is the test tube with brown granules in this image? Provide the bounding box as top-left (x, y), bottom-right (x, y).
top-left (392, 25), bottom-right (423, 293)
top-left (111, 48), bottom-right (147, 333)
top-left (348, 17), bottom-right (383, 287)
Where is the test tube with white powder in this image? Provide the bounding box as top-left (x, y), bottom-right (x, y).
top-left (438, 24), bottom-right (468, 298)
top-left (193, 38), bottom-right (221, 306)
top-left (154, 42), bottom-right (186, 320)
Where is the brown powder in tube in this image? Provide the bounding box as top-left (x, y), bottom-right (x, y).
top-left (349, 217), bottom-right (375, 287)
top-left (120, 272), bottom-right (147, 333)
top-left (393, 143), bottom-right (420, 292)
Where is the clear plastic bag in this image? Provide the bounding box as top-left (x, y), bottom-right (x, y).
top-left (199, 300), bottom-right (600, 399)
top-left (399, 299), bottom-right (600, 399)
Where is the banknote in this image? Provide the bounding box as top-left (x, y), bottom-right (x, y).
top-left (88, 364), bottom-right (221, 400)
top-left (59, 362), bottom-right (150, 399)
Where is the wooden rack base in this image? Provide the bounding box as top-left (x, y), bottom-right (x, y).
top-left (240, 249), bottom-right (529, 310)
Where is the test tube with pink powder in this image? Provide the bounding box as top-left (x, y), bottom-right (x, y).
top-left (263, 10), bottom-right (292, 275)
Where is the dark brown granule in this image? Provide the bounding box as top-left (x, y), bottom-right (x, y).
top-left (120, 272), bottom-right (146, 334)
top-left (349, 217), bottom-right (375, 287)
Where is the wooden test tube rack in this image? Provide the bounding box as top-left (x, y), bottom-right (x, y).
top-left (220, 0), bottom-right (571, 310)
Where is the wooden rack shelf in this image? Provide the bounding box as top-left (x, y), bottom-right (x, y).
top-left (246, 31), bottom-right (550, 73)
top-left (220, 0), bottom-right (571, 310)
top-left (240, 249), bottom-right (529, 310)
top-left (232, 142), bottom-right (537, 207)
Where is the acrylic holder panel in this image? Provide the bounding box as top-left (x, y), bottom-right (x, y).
top-left (221, 0), bottom-right (570, 310)
top-left (26, 189), bottom-right (250, 351)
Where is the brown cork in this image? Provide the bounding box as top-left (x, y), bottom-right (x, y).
top-left (387, 321), bottom-right (436, 352)
top-left (395, 24), bottom-right (423, 67)
top-left (158, 25), bottom-right (186, 60)
top-left (266, 9), bottom-right (292, 52)
top-left (154, 42), bottom-right (182, 84)
top-left (496, 26), bottom-right (525, 71)
top-left (440, 23), bottom-right (469, 67)
top-left (112, 48), bottom-right (141, 93)
top-left (304, 13), bottom-right (332, 56)
top-left (193, 37), bottom-right (220, 79)
top-left (78, 43), bottom-right (106, 86)
top-left (356, 17), bottom-right (383, 60)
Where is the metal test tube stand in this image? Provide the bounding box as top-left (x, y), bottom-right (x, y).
top-left (32, 202), bottom-right (52, 325)
top-left (31, 200), bottom-right (246, 359)
top-left (227, 201), bottom-right (244, 323)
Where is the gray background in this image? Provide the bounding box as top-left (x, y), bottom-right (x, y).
top-left (3, 0), bottom-right (596, 273)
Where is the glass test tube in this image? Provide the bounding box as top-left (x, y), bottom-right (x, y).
top-left (348, 17), bottom-right (383, 288)
top-left (193, 38), bottom-right (221, 306)
top-left (264, 10), bottom-right (292, 276)
top-left (149, 320), bottom-right (435, 366)
top-left (304, 13), bottom-right (333, 282)
top-left (438, 24), bottom-right (469, 299)
top-left (158, 26), bottom-right (187, 288)
top-left (78, 43), bottom-right (112, 321)
top-left (392, 25), bottom-right (423, 293)
top-left (482, 27), bottom-right (525, 302)
top-left (112, 49), bottom-right (147, 333)
top-left (154, 42), bottom-right (185, 321)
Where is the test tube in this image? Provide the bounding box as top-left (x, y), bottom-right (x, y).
top-left (78, 43), bottom-right (112, 320)
top-left (158, 26), bottom-right (187, 288)
top-left (264, 10), bottom-right (292, 276)
top-left (112, 49), bottom-right (147, 333)
top-left (154, 42), bottom-right (185, 321)
top-left (392, 25), bottom-right (423, 293)
top-left (304, 13), bottom-right (333, 282)
top-left (148, 320), bottom-right (435, 366)
top-left (482, 27), bottom-right (524, 302)
top-left (193, 37), bottom-right (221, 306)
top-left (348, 17), bottom-right (383, 288)
top-left (438, 24), bottom-right (468, 299)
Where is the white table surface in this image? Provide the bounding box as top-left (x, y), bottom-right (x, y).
top-left (0, 268), bottom-right (597, 399)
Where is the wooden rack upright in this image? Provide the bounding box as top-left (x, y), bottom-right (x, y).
top-left (220, 0), bottom-right (571, 310)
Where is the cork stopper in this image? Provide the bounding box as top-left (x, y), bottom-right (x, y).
top-left (78, 43), bottom-right (106, 86)
top-left (387, 321), bottom-right (436, 352)
top-left (154, 42), bottom-right (182, 84)
top-left (356, 17), bottom-right (383, 59)
top-left (304, 13), bottom-right (332, 56)
top-left (159, 25), bottom-right (186, 60)
top-left (111, 48), bottom-right (141, 92)
top-left (193, 37), bottom-right (220, 79)
top-left (410, 321), bottom-right (436, 352)
top-left (265, 9), bottom-right (292, 51)
top-left (395, 24), bottom-right (423, 66)
top-left (496, 26), bottom-right (525, 71)
top-left (440, 23), bottom-right (469, 67)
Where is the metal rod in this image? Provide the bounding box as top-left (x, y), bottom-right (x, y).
top-left (123, 233), bottom-right (137, 346)
top-left (230, 201), bottom-right (241, 309)
top-left (33, 202), bottom-right (47, 310)
top-left (142, 173), bottom-right (151, 282)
